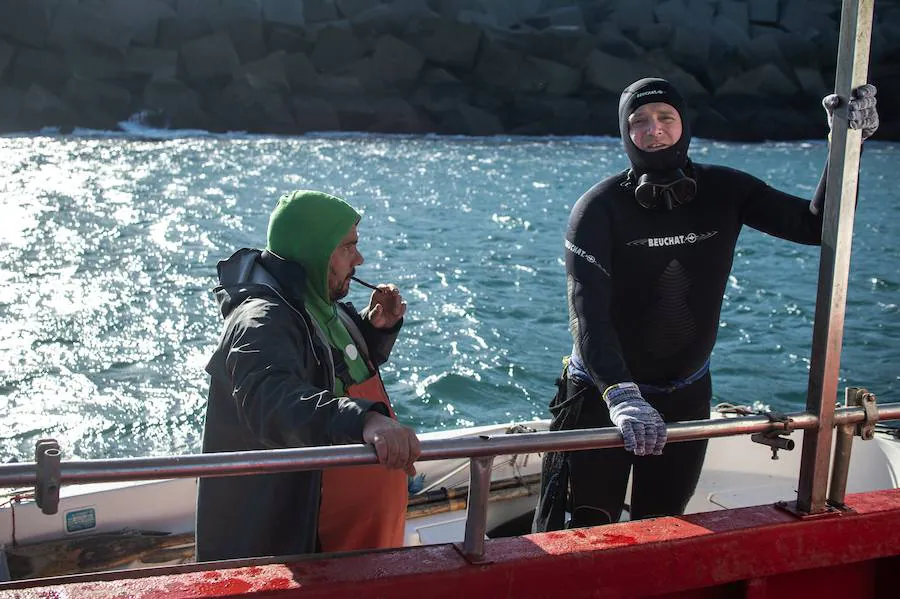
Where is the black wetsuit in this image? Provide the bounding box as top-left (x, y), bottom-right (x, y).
top-left (534, 161), bottom-right (825, 531)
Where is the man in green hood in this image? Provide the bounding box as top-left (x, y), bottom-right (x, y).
top-left (197, 190), bottom-right (420, 561)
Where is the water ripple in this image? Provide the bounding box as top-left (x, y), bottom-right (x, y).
top-left (0, 134), bottom-right (898, 459)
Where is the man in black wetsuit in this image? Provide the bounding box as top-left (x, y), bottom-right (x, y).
top-left (533, 77), bottom-right (879, 532)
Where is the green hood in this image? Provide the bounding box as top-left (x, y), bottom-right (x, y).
top-left (266, 190), bottom-right (369, 390)
top-left (267, 190), bottom-right (360, 303)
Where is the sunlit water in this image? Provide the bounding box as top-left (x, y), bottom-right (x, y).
top-left (1, 131), bottom-right (898, 460)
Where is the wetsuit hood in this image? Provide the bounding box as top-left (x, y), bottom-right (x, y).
top-left (619, 77), bottom-right (691, 175)
top-left (266, 190), bottom-right (360, 304)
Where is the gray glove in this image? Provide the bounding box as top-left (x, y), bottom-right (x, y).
top-left (603, 382), bottom-right (667, 456)
top-left (822, 83), bottom-right (879, 140)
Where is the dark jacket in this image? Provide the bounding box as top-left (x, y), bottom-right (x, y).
top-left (195, 248), bottom-right (400, 562)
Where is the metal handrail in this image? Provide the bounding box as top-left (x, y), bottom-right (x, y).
top-left (5, 401), bottom-right (899, 560)
top-left (3, 403), bottom-right (898, 488)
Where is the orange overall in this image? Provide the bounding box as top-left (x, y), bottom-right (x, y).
top-left (317, 372), bottom-right (409, 552)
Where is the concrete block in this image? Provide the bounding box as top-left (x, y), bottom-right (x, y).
top-left (175, 0), bottom-right (219, 21)
top-left (66, 44), bottom-right (127, 80)
top-left (636, 23), bottom-right (674, 49)
top-left (794, 66), bottom-right (828, 97)
top-left (21, 84), bottom-right (76, 130)
top-left (584, 50), bottom-right (655, 94)
top-left (610, 0), bottom-right (655, 32)
top-left (142, 77), bottom-right (209, 129)
top-left (263, 0), bottom-right (306, 26)
top-left (233, 51), bottom-right (290, 91)
top-left (456, 102), bottom-right (504, 135)
top-left (48, 3), bottom-right (132, 50)
top-left (284, 52), bottom-right (319, 90)
top-left (305, 0), bottom-right (339, 23)
top-left (11, 48), bottom-right (69, 93)
top-left (654, 0), bottom-right (690, 27)
top-left (336, 0), bottom-right (381, 19)
top-left (373, 35), bottom-right (425, 85)
top-left (312, 25), bottom-right (365, 73)
top-left (473, 41), bottom-right (524, 90)
top-left (669, 25), bottom-right (711, 67)
top-left (748, 0), bottom-right (779, 23)
top-left (64, 75), bottom-right (132, 126)
top-left (0, 41), bottom-right (14, 80)
top-left (0, 85), bottom-right (25, 132)
top-left (292, 95), bottom-right (341, 131)
top-left (716, 63), bottom-right (799, 97)
top-left (126, 47), bottom-right (178, 79)
top-left (0, 0), bottom-right (53, 47)
top-left (224, 21), bottom-right (268, 64)
top-left (406, 18), bottom-right (483, 70)
top-left (180, 31), bottom-right (241, 80)
top-left (106, 0), bottom-right (175, 46)
top-left (526, 56), bottom-right (582, 96)
top-left (717, 0), bottom-right (749, 35)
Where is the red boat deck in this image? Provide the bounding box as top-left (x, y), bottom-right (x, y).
top-left (3, 488), bottom-right (898, 598)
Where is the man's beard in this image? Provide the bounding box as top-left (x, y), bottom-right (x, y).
top-left (329, 272), bottom-right (351, 301)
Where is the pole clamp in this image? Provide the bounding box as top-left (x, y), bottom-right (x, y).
top-left (848, 388), bottom-right (878, 440)
top-left (35, 438), bottom-right (61, 515)
top-left (751, 410), bottom-right (796, 460)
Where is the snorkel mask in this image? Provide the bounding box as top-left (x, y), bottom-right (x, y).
top-left (634, 169), bottom-right (697, 211)
top-left (619, 78), bottom-right (694, 211)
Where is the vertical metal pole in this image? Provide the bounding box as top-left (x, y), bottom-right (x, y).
top-left (796, 0), bottom-right (874, 514)
top-left (461, 457), bottom-right (493, 560)
top-left (827, 388), bottom-right (858, 507)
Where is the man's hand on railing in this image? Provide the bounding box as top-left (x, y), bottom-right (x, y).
top-left (603, 383), bottom-right (668, 456)
top-left (363, 412), bottom-right (421, 476)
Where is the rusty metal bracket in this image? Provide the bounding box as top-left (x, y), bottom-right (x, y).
top-left (34, 438), bottom-right (61, 515)
top-left (452, 542), bottom-right (494, 565)
top-left (751, 411), bottom-right (795, 460)
top-left (775, 500), bottom-right (844, 520)
top-left (850, 388), bottom-right (878, 440)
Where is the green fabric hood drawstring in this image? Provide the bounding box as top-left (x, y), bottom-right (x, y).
top-left (266, 190), bottom-right (370, 392)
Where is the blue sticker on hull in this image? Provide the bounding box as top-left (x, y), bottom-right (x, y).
top-left (65, 508), bottom-right (96, 533)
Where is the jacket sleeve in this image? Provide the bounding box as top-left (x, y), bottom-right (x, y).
top-left (218, 298), bottom-right (388, 449)
top-left (566, 195), bottom-right (632, 393)
top-left (734, 167), bottom-right (825, 245)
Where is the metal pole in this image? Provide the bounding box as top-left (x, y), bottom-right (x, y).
top-left (461, 456), bottom-right (493, 560)
top-left (797, 0), bottom-right (874, 515)
top-left (828, 389), bottom-right (858, 507)
top-left (1, 403), bottom-right (898, 489)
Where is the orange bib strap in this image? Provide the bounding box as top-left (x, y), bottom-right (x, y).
top-left (317, 371), bottom-right (408, 553)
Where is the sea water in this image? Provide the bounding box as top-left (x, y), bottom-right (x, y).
top-left (1, 132), bottom-right (897, 460)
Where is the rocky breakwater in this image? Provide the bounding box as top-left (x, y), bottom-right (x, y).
top-left (0, 0), bottom-right (897, 140)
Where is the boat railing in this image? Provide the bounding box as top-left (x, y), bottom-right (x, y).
top-left (3, 391), bottom-right (899, 560)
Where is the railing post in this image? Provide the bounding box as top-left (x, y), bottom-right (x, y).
top-left (461, 456), bottom-right (493, 561)
top-left (796, 0), bottom-right (874, 515)
top-left (828, 388), bottom-right (858, 508)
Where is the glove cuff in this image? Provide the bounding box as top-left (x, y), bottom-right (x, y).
top-left (602, 382), bottom-right (641, 406)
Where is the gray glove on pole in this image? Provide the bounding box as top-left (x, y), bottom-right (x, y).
top-left (822, 83), bottom-right (879, 140)
top-left (603, 382), bottom-right (667, 456)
